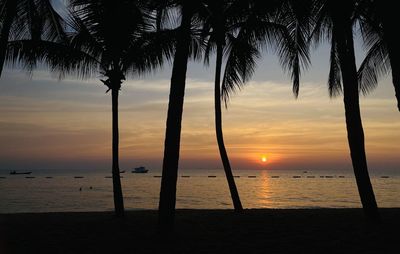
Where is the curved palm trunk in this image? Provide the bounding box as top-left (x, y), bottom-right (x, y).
top-left (0, 1), bottom-right (17, 77)
top-left (111, 87), bottom-right (124, 217)
top-left (215, 43), bottom-right (243, 211)
top-left (334, 17), bottom-right (379, 220)
top-left (158, 5), bottom-right (193, 233)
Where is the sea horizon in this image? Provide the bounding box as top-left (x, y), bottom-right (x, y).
top-left (1, 167), bottom-right (399, 174)
top-left (1, 168), bottom-right (398, 214)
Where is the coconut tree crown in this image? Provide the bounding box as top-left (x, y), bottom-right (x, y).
top-left (200, 0), bottom-right (313, 104)
top-left (0, 0), bottom-right (66, 77)
top-left (6, 0), bottom-right (175, 82)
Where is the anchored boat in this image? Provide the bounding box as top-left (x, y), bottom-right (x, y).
top-left (131, 166), bottom-right (148, 173)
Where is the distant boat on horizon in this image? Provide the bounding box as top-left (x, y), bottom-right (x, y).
top-left (9, 170), bottom-right (32, 175)
top-left (132, 166), bottom-right (149, 173)
top-left (120, 170), bottom-right (126, 174)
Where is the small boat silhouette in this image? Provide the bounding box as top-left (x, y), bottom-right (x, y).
top-left (9, 170), bottom-right (32, 175)
top-left (131, 166), bottom-right (148, 173)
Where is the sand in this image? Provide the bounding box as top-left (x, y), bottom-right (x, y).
top-left (1, 208), bottom-right (399, 253)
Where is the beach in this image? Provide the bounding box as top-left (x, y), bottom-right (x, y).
top-left (1, 208), bottom-right (399, 253)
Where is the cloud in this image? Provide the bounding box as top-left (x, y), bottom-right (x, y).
top-left (1, 60), bottom-right (400, 171)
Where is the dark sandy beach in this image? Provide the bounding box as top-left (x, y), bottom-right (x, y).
top-left (1, 208), bottom-right (399, 253)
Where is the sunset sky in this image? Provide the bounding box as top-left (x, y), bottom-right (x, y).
top-left (1, 35), bottom-right (400, 172)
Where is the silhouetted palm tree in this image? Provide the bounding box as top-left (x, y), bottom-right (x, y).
top-left (357, 0), bottom-right (400, 111)
top-left (0, 0), bottom-right (65, 77)
top-left (158, 0), bottom-right (204, 232)
top-left (201, 0), bottom-right (247, 212)
top-left (6, 0), bottom-right (173, 217)
top-left (311, 0), bottom-right (379, 220)
top-left (202, 0), bottom-right (311, 212)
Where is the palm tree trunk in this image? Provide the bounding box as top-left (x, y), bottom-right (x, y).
top-left (158, 4), bottom-right (193, 233)
top-left (0, 1), bottom-right (17, 77)
top-left (111, 87), bottom-right (124, 217)
top-left (334, 18), bottom-right (379, 220)
top-left (215, 43), bottom-right (243, 211)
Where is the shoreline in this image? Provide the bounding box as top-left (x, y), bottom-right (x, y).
top-left (1, 208), bottom-right (399, 253)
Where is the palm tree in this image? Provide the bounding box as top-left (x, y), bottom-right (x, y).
top-left (158, 1), bottom-right (197, 233)
top-left (201, 0), bottom-right (247, 212)
top-left (357, 0), bottom-right (400, 111)
top-left (311, 0), bottom-right (379, 220)
top-left (6, 0), bottom-right (173, 217)
top-left (201, 0), bottom-right (311, 213)
top-left (0, 0), bottom-right (65, 77)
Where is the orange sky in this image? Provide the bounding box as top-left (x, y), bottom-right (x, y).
top-left (1, 67), bottom-right (399, 171)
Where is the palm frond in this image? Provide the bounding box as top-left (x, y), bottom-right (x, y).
top-left (200, 11), bottom-right (216, 66)
top-left (188, 14), bottom-right (204, 61)
top-left (7, 0), bottom-right (66, 42)
top-left (359, 14), bottom-right (382, 50)
top-left (222, 32), bottom-right (260, 105)
top-left (357, 38), bottom-right (390, 95)
top-left (328, 36), bottom-right (342, 97)
top-left (148, 0), bottom-right (177, 30)
top-left (37, 0), bottom-right (67, 42)
top-left (309, 0), bottom-right (333, 47)
top-left (66, 11), bottom-right (104, 65)
top-left (122, 28), bottom-right (176, 76)
top-left (202, 33), bottom-right (216, 66)
top-left (275, 0), bottom-right (313, 97)
top-left (6, 39), bottom-right (100, 79)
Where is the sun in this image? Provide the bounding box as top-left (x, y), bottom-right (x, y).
top-left (261, 156), bottom-right (267, 163)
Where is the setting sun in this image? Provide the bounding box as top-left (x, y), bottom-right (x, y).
top-left (261, 156), bottom-right (267, 163)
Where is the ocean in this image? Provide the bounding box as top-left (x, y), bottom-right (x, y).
top-left (0, 169), bottom-right (399, 213)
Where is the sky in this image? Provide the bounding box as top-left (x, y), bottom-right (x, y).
top-left (1, 2), bottom-right (399, 172)
top-left (1, 43), bottom-right (400, 172)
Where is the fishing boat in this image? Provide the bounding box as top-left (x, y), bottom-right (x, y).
top-left (9, 170), bottom-right (32, 175)
top-left (131, 166), bottom-right (148, 173)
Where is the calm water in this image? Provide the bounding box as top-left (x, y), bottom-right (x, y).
top-left (0, 169), bottom-right (399, 213)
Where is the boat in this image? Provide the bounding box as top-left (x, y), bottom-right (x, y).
top-left (119, 170), bottom-right (126, 174)
top-left (9, 170), bottom-right (32, 175)
top-left (131, 166), bottom-right (148, 173)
